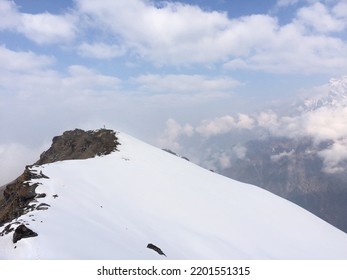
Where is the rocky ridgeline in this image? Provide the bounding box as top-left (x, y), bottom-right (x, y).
top-left (0, 128), bottom-right (120, 242)
top-left (36, 128), bottom-right (119, 165)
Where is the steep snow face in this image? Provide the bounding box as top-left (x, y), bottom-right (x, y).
top-left (1, 132), bottom-right (347, 259)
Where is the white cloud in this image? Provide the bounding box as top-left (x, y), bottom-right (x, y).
top-left (296, 2), bottom-right (346, 33)
top-left (0, 0), bottom-right (76, 44)
top-left (303, 106), bottom-right (347, 142)
top-left (0, 45), bottom-right (54, 72)
top-left (224, 21), bottom-right (347, 74)
top-left (318, 139), bottom-right (347, 173)
top-left (333, 2), bottom-right (347, 18)
top-left (0, 47), bottom-right (125, 142)
top-left (157, 118), bottom-right (193, 151)
top-left (134, 74), bottom-right (240, 95)
top-left (0, 0), bottom-right (20, 30)
top-left (218, 153), bottom-right (231, 169)
top-left (271, 150), bottom-right (295, 162)
top-left (196, 114), bottom-right (255, 137)
top-left (19, 13), bottom-right (76, 44)
top-left (2, 0), bottom-right (346, 74)
top-left (0, 143), bottom-right (42, 186)
top-left (257, 111), bottom-right (279, 129)
top-left (74, 0), bottom-right (347, 73)
top-left (77, 42), bottom-right (126, 59)
top-left (238, 114), bottom-right (255, 129)
top-left (76, 0), bottom-right (236, 65)
top-left (232, 145), bottom-right (247, 159)
top-left (277, 0), bottom-right (300, 7)
top-left (62, 65), bottom-right (121, 92)
top-left (196, 115), bottom-right (236, 137)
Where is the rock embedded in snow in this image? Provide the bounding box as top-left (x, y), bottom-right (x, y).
top-left (13, 224), bottom-right (38, 243)
top-left (147, 243), bottom-right (166, 257)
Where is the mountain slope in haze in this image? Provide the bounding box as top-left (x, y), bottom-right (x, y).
top-left (217, 76), bottom-right (347, 234)
top-left (221, 136), bottom-right (347, 234)
top-left (1, 129), bottom-right (347, 259)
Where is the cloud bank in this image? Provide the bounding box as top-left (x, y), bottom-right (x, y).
top-left (158, 76), bottom-right (347, 173)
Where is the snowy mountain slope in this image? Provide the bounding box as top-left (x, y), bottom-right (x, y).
top-left (1, 131), bottom-right (347, 259)
top-left (300, 76), bottom-right (347, 111)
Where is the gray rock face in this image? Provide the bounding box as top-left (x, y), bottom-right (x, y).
top-left (36, 128), bottom-right (119, 165)
top-left (0, 128), bottom-right (120, 228)
top-left (13, 224), bottom-right (38, 243)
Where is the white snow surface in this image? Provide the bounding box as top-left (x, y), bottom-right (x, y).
top-left (1, 132), bottom-right (347, 260)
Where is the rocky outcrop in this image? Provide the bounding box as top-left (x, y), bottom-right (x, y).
top-left (0, 167), bottom-right (46, 227)
top-left (13, 224), bottom-right (38, 243)
top-left (0, 128), bottom-right (120, 228)
top-left (36, 128), bottom-right (119, 165)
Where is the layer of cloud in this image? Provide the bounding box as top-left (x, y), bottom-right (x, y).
top-left (77, 42), bottom-right (126, 59)
top-left (277, 0), bottom-right (300, 7)
top-left (75, 0), bottom-right (232, 65)
top-left (0, 0), bottom-right (76, 44)
top-left (318, 139), bottom-right (347, 173)
top-left (0, 44), bottom-right (54, 72)
top-left (196, 114), bottom-right (255, 137)
top-left (295, 2), bottom-right (347, 33)
top-left (0, 0), bottom-right (20, 30)
top-left (157, 118), bottom-right (194, 151)
top-left (0, 143), bottom-right (43, 186)
top-left (1, 0), bottom-right (346, 74)
top-left (232, 145), bottom-right (247, 160)
top-left (73, 0), bottom-right (347, 74)
top-left (158, 76), bottom-right (347, 173)
top-left (271, 150), bottom-right (295, 162)
top-left (134, 74), bottom-right (240, 95)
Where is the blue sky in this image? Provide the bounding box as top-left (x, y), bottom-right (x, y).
top-left (0, 0), bottom-right (347, 184)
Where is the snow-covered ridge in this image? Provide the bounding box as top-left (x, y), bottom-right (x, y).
top-left (330, 76), bottom-right (347, 97)
top-left (302, 76), bottom-right (347, 111)
top-left (1, 131), bottom-right (347, 259)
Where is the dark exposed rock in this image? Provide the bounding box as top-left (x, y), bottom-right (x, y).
top-left (36, 193), bottom-right (46, 199)
top-left (162, 148), bottom-right (190, 161)
top-left (162, 148), bottom-right (178, 156)
top-left (0, 128), bottom-right (120, 228)
top-left (13, 224), bottom-right (38, 243)
top-left (0, 167), bottom-right (42, 227)
top-left (35, 128), bottom-right (119, 165)
top-left (147, 243), bottom-right (166, 257)
top-left (0, 223), bottom-right (15, 236)
top-left (36, 203), bottom-right (50, 211)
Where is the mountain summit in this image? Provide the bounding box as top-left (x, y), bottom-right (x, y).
top-left (300, 76), bottom-right (347, 111)
top-left (1, 129), bottom-right (347, 259)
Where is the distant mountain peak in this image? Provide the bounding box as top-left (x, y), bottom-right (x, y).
top-left (329, 75), bottom-right (347, 100)
top-left (300, 76), bottom-right (347, 112)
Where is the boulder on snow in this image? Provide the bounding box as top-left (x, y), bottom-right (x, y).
top-left (13, 224), bottom-right (38, 243)
top-left (147, 243), bottom-right (166, 257)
